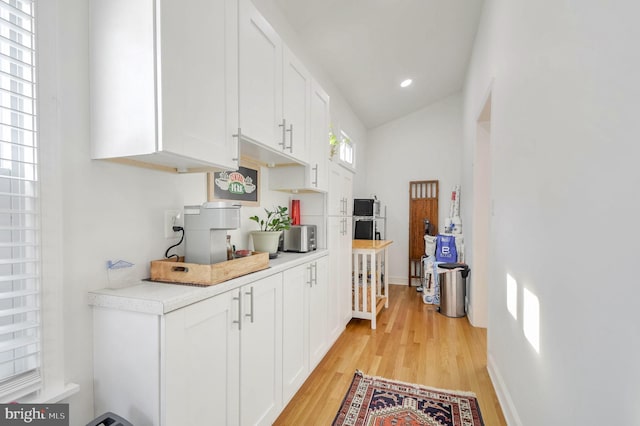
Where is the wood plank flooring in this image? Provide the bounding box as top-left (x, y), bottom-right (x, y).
top-left (274, 284), bottom-right (506, 425)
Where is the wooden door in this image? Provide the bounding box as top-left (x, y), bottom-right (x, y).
top-left (409, 180), bottom-right (438, 286)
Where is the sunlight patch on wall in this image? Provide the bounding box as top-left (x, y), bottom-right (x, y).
top-left (506, 273), bottom-right (517, 320)
top-left (523, 287), bottom-right (540, 353)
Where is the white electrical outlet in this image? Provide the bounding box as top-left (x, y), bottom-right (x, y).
top-left (164, 210), bottom-right (183, 239)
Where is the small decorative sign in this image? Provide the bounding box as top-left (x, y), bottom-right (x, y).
top-left (208, 164), bottom-right (259, 206)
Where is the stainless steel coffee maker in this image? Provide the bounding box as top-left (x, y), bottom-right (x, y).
top-left (183, 202), bottom-right (241, 264)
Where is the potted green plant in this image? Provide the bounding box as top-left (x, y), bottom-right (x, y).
top-left (329, 126), bottom-right (339, 159)
top-left (249, 206), bottom-right (292, 257)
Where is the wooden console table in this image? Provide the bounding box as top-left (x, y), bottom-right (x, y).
top-left (352, 239), bottom-right (393, 329)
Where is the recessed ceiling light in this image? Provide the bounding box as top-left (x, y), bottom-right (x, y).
top-left (400, 79), bottom-right (413, 88)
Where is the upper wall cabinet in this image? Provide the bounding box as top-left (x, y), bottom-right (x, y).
top-left (270, 79), bottom-right (330, 192)
top-left (90, 0), bottom-right (239, 172)
top-left (308, 81), bottom-right (330, 190)
top-left (238, 0), bottom-right (310, 165)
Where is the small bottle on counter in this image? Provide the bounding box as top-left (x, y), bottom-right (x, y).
top-left (226, 235), bottom-right (233, 260)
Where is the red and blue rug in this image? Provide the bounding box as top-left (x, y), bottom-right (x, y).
top-left (332, 371), bottom-right (485, 426)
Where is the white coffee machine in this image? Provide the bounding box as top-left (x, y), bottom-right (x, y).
top-left (183, 202), bottom-right (241, 264)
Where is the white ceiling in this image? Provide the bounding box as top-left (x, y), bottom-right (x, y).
top-left (274, 0), bottom-right (485, 129)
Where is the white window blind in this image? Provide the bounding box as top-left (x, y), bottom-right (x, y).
top-left (0, 0), bottom-right (41, 402)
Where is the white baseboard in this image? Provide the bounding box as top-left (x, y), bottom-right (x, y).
top-left (487, 353), bottom-right (522, 426)
top-left (390, 276), bottom-right (408, 285)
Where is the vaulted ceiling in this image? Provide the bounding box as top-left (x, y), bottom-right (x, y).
top-left (274, 0), bottom-right (485, 129)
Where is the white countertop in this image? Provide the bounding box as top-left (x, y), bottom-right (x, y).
top-left (88, 249), bottom-right (328, 315)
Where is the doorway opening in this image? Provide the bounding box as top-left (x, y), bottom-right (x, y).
top-left (408, 180), bottom-right (439, 286)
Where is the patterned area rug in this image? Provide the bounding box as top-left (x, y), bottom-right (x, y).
top-left (332, 371), bottom-right (485, 426)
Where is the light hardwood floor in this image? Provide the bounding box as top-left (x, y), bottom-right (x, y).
top-left (274, 284), bottom-right (506, 425)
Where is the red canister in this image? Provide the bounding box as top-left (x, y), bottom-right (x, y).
top-left (291, 199), bottom-right (301, 225)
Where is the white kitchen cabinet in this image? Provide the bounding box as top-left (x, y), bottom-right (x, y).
top-left (93, 273), bottom-right (282, 426)
top-left (269, 79), bottom-right (330, 192)
top-left (308, 81), bottom-right (331, 192)
top-left (328, 162), bottom-right (354, 217)
top-left (327, 162), bottom-right (354, 340)
top-left (282, 263), bottom-right (309, 403)
top-left (282, 46), bottom-right (311, 161)
top-left (239, 274), bottom-right (283, 426)
top-left (90, 0), bottom-right (239, 171)
top-left (282, 256), bottom-right (329, 404)
top-left (164, 293), bottom-right (240, 425)
top-left (328, 216), bottom-right (353, 341)
top-left (90, 252), bottom-right (337, 426)
top-left (308, 256), bottom-right (329, 367)
top-left (238, 0), bottom-right (282, 151)
top-left (238, 0), bottom-right (310, 164)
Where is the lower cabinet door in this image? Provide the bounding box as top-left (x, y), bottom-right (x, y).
top-left (327, 217), bottom-right (346, 341)
top-left (164, 294), bottom-right (240, 425)
top-left (239, 274), bottom-right (283, 426)
top-left (282, 263), bottom-right (309, 404)
top-left (308, 257), bottom-right (328, 368)
top-left (341, 219), bottom-right (353, 326)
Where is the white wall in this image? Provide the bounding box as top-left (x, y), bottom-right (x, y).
top-left (55, 2), bottom-right (210, 421)
top-left (364, 94), bottom-right (463, 285)
top-left (462, 0), bottom-right (640, 424)
top-left (50, 0), bottom-right (359, 423)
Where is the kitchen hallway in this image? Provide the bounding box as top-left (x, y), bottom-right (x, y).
top-left (274, 284), bottom-right (506, 425)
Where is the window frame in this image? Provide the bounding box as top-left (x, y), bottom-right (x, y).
top-left (13, 0), bottom-right (77, 403)
top-left (338, 129), bottom-right (356, 170)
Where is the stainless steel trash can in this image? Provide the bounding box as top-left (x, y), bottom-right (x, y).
top-left (438, 263), bottom-right (470, 318)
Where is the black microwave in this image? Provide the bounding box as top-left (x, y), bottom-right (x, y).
top-left (353, 199), bottom-right (380, 217)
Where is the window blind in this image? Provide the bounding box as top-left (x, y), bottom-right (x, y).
top-left (0, 0), bottom-right (41, 402)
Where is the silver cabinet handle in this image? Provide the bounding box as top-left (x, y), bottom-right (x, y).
top-left (244, 286), bottom-right (254, 323)
top-left (286, 123), bottom-right (293, 152)
top-left (307, 264), bottom-right (313, 286)
top-left (278, 118), bottom-right (287, 149)
top-left (245, 287), bottom-right (254, 323)
top-left (231, 128), bottom-right (241, 163)
top-left (312, 164), bottom-right (318, 187)
top-left (312, 262), bottom-right (318, 285)
top-left (232, 289), bottom-right (242, 330)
